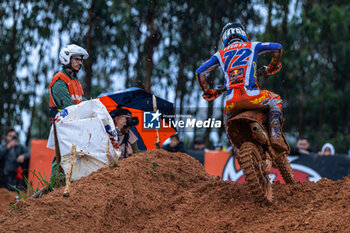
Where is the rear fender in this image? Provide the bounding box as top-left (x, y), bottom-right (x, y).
top-left (227, 110), bottom-right (268, 148)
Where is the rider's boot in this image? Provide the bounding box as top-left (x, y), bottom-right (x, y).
top-left (269, 111), bottom-right (289, 153)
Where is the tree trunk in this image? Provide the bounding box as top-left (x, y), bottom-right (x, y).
top-left (193, 90), bottom-right (202, 143)
top-left (26, 73), bottom-right (40, 146)
top-left (178, 64), bottom-right (185, 117)
top-left (124, 41), bottom-right (131, 88)
top-left (267, 0), bottom-right (272, 32)
top-left (84, 0), bottom-right (95, 98)
top-left (282, 1), bottom-right (289, 39)
top-left (204, 4), bottom-right (217, 146)
top-left (3, 2), bottom-right (20, 134)
top-left (298, 68), bottom-right (305, 136)
top-left (144, 0), bottom-right (158, 92)
top-left (136, 26), bottom-right (144, 89)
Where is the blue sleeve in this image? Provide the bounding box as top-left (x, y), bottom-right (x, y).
top-left (196, 55), bottom-right (220, 76)
top-left (255, 42), bottom-right (282, 55)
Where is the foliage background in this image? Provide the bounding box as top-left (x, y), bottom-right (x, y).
top-left (0, 0), bottom-right (349, 153)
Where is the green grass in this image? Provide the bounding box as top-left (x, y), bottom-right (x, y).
top-left (10, 169), bottom-right (56, 201)
top-left (108, 160), bottom-right (118, 168)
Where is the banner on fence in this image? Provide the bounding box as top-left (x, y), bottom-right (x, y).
top-left (28, 139), bottom-right (55, 190)
top-left (188, 151), bottom-right (350, 182)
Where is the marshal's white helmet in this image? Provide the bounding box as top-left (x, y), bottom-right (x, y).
top-left (59, 44), bottom-right (89, 65)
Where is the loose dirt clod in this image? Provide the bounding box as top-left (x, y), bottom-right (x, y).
top-left (0, 150), bottom-right (350, 232)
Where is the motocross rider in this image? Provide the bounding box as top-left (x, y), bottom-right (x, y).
top-left (195, 22), bottom-right (288, 153)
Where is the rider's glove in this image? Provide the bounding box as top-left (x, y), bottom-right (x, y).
top-left (202, 89), bottom-right (219, 101)
top-left (266, 62), bottom-right (282, 76)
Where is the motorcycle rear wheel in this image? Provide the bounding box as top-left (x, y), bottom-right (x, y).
top-left (238, 142), bottom-right (273, 204)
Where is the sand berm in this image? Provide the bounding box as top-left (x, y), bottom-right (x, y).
top-left (1, 150), bottom-right (350, 232)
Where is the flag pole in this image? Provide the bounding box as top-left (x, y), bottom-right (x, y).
top-left (152, 95), bottom-right (161, 149)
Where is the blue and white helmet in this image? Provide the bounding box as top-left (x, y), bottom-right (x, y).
top-left (220, 22), bottom-right (249, 47)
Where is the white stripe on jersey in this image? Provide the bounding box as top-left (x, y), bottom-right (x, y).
top-left (214, 51), bottom-right (230, 90)
top-left (245, 42), bottom-right (260, 96)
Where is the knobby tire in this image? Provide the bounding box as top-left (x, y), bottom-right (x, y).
top-left (239, 142), bottom-right (273, 204)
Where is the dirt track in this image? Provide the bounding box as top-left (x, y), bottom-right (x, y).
top-left (0, 189), bottom-right (16, 216)
top-left (1, 150), bottom-right (350, 232)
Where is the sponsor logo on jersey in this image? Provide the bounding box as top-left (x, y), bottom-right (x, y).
top-left (230, 79), bottom-right (243, 85)
top-left (228, 68), bottom-right (244, 82)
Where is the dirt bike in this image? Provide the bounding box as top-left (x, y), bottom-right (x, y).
top-left (213, 66), bottom-right (296, 204)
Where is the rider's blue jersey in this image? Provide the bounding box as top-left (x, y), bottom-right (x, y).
top-left (196, 41), bottom-right (282, 94)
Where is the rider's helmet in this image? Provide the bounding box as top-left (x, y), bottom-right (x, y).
top-left (59, 44), bottom-right (89, 66)
top-left (220, 22), bottom-right (249, 47)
